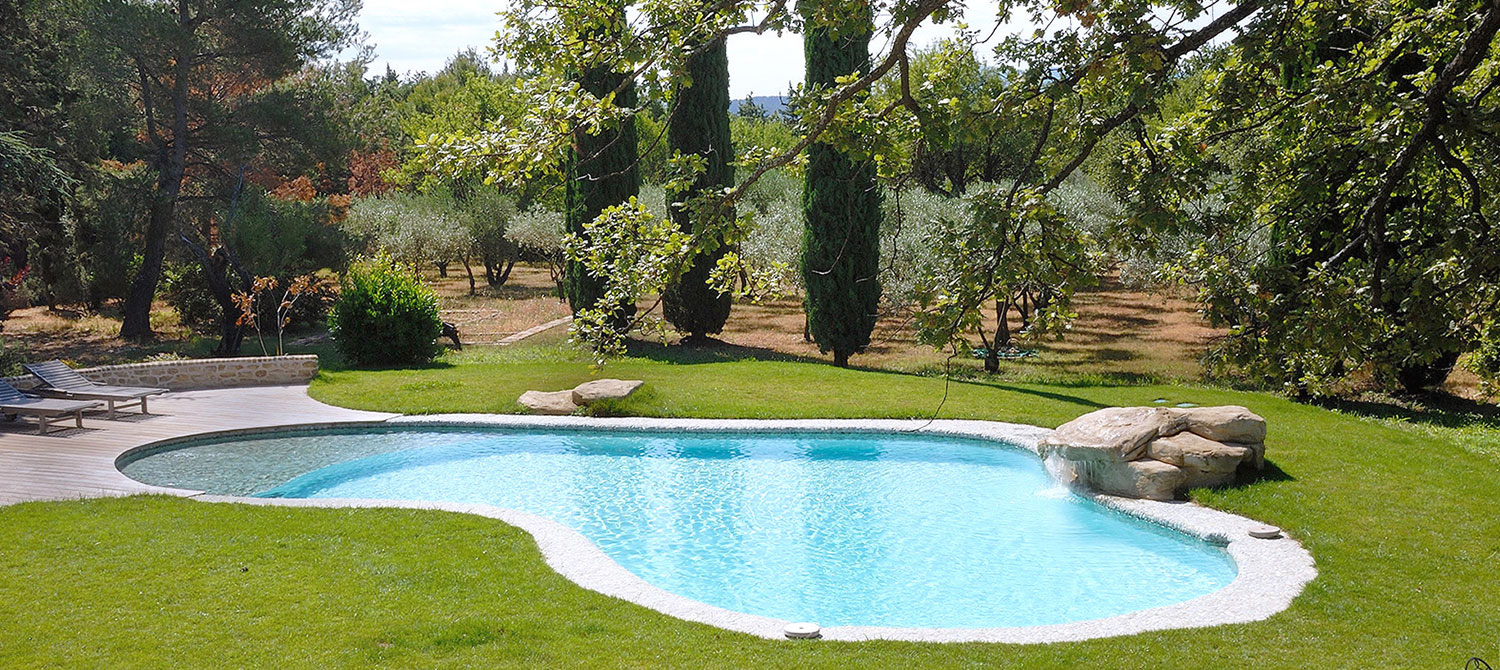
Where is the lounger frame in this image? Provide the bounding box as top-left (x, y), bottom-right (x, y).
top-left (2, 406), bottom-right (90, 435)
top-left (23, 360), bottom-right (168, 419)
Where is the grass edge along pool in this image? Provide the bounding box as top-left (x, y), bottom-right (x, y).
top-left (120, 424), bottom-right (1238, 629)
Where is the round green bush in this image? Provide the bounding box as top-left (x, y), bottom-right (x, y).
top-left (328, 254), bottom-right (443, 367)
top-left (162, 264), bottom-right (222, 336)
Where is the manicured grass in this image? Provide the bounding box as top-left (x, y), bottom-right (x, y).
top-left (3, 342), bottom-right (1498, 668)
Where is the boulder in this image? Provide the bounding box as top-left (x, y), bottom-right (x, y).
top-left (1147, 432), bottom-right (1253, 490)
top-left (1147, 431), bottom-right (1252, 473)
top-left (1088, 459), bottom-right (1185, 501)
top-left (1039, 404), bottom-right (1270, 500)
top-left (518, 390), bottom-right (578, 415)
top-left (1173, 405), bottom-right (1266, 444)
top-left (1038, 406), bottom-right (1187, 462)
top-left (571, 379), bottom-right (644, 405)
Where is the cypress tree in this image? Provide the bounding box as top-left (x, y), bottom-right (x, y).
top-left (661, 34), bottom-right (734, 341)
top-left (800, 2), bottom-right (882, 367)
top-left (563, 3), bottom-right (639, 326)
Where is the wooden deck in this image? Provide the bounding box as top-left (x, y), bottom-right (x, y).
top-left (0, 385), bottom-right (395, 506)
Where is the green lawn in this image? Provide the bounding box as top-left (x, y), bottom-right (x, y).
top-left (2, 342), bottom-right (1498, 668)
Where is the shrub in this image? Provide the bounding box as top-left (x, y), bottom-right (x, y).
top-left (506, 207), bottom-right (566, 296)
top-left (162, 264), bottom-right (222, 335)
top-left (327, 254), bottom-right (443, 367)
top-left (225, 190), bottom-right (349, 277)
top-left (165, 264), bottom-right (338, 339)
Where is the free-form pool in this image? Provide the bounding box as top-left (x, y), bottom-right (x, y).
top-left (123, 426), bottom-right (1236, 629)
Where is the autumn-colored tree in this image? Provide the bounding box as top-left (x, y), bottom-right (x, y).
top-left (100, 0), bottom-right (360, 339)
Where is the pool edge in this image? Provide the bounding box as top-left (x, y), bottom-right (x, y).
top-left (148, 415), bottom-right (1316, 643)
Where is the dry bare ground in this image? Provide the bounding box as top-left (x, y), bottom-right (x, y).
top-left (2, 265), bottom-right (1486, 400)
top-left (669, 274), bottom-right (1222, 382)
top-left (425, 265), bottom-right (572, 345)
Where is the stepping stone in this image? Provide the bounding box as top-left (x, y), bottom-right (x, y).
top-left (518, 390), bottom-right (578, 415)
top-left (571, 379), bottom-right (644, 405)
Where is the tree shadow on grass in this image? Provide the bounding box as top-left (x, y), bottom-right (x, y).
top-left (622, 336), bottom-right (1116, 413)
top-left (1313, 391), bottom-right (1500, 433)
top-left (319, 359), bottom-right (458, 374)
top-left (622, 337), bottom-right (828, 366)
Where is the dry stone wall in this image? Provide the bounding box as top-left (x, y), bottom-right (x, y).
top-left (5, 355), bottom-right (319, 391)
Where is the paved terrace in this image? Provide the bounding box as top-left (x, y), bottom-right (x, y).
top-left (0, 385), bottom-right (395, 505)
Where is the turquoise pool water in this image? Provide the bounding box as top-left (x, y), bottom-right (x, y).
top-left (126, 428), bottom-right (1236, 628)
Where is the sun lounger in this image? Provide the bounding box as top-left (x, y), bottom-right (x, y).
top-left (23, 360), bottom-right (168, 419)
top-left (0, 380), bottom-right (100, 435)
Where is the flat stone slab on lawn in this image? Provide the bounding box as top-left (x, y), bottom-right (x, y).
top-left (571, 379), bottom-right (644, 405)
top-left (518, 390), bottom-right (578, 415)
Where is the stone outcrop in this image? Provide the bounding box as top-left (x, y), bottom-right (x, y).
top-left (1039, 405), bottom-right (1267, 501)
top-left (518, 379), bottom-right (645, 415)
top-left (571, 379), bottom-right (644, 405)
top-left (517, 390), bottom-right (579, 415)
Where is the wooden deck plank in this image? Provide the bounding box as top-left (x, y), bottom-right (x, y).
top-left (0, 385), bottom-right (396, 505)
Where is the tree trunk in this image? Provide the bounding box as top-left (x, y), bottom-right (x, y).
top-left (179, 234), bottom-right (245, 356)
top-left (995, 296), bottom-right (1012, 349)
top-left (463, 257), bottom-right (476, 296)
top-left (121, 5), bottom-right (192, 340)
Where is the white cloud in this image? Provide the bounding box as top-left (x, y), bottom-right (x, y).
top-left (356, 0), bottom-right (506, 77)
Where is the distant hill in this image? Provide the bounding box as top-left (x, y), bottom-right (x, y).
top-left (728, 95), bottom-right (788, 118)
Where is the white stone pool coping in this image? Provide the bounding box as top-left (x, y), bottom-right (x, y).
top-left (160, 414), bottom-right (1315, 643)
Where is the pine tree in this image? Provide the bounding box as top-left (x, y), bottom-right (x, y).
top-left (661, 35), bottom-right (734, 341)
top-left (800, 1), bottom-right (882, 367)
top-left (563, 2), bottom-right (639, 326)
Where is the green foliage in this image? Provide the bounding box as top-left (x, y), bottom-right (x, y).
top-left (735, 95), bottom-right (769, 121)
top-left (463, 188), bottom-right (522, 287)
top-left (93, 0), bottom-right (362, 337)
top-left (0, 338), bottom-right (22, 376)
top-left (66, 161), bottom-right (152, 307)
top-left (0, 131), bottom-right (77, 311)
top-left (913, 185), bottom-right (1105, 371)
top-left (327, 254), bottom-right (443, 367)
top-left (1108, 0), bottom-right (1500, 395)
top-left (729, 116), bottom-right (799, 165)
top-left (162, 264), bottom-right (222, 335)
top-left (343, 192), bottom-right (471, 271)
top-left (562, 2), bottom-right (639, 327)
top-left (226, 191), bottom-right (348, 277)
top-left (661, 36), bottom-right (734, 339)
top-left (506, 207), bottom-right (567, 295)
top-left (870, 40), bottom-right (1035, 196)
top-left (737, 169), bottom-right (804, 292)
top-left (800, 0), bottom-right (881, 367)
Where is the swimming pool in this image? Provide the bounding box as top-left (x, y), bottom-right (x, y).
top-left (122, 424), bottom-right (1238, 630)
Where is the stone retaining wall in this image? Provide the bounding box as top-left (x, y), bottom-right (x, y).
top-left (5, 355), bottom-right (319, 391)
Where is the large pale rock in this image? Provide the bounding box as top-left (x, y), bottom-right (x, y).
top-left (1173, 405), bottom-right (1267, 444)
top-left (1039, 404), bottom-right (1271, 500)
top-left (1148, 431), bottom-right (1253, 489)
top-left (1231, 440), bottom-right (1266, 469)
top-left (1088, 459), bottom-right (1185, 501)
top-left (571, 379), bottom-right (644, 405)
top-left (1039, 406), bottom-right (1187, 462)
top-left (1147, 431), bottom-right (1251, 473)
top-left (518, 390), bottom-right (578, 415)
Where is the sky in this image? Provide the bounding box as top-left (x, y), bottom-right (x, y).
top-left (353, 0), bottom-right (1015, 98)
